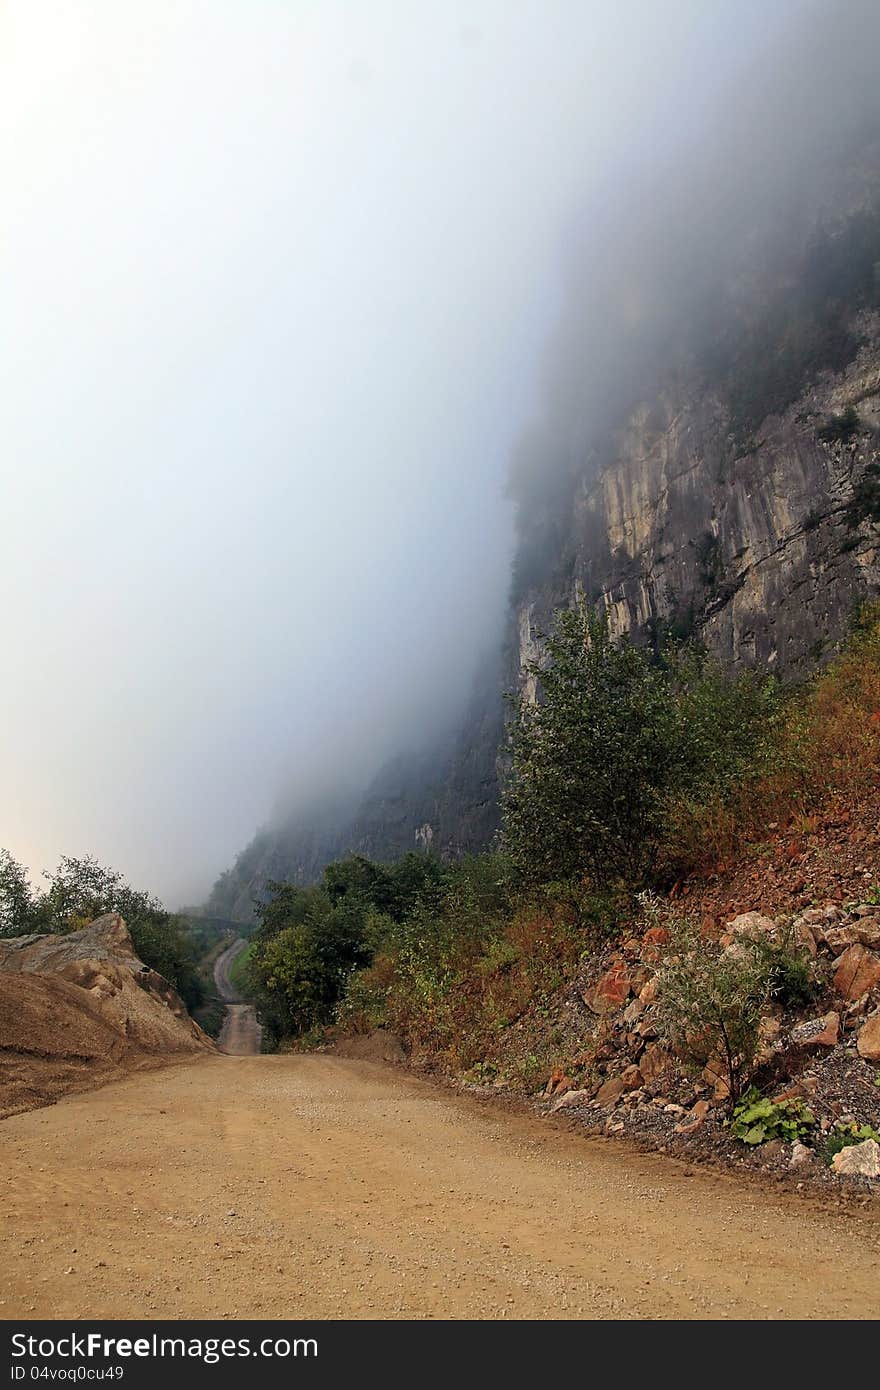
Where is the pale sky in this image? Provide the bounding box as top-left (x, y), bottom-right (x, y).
top-left (1, 1), bottom-right (812, 903)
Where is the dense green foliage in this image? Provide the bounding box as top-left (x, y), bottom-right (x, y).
top-left (0, 850), bottom-right (204, 1010)
top-left (729, 1089), bottom-right (815, 1146)
top-left (248, 853), bottom-right (448, 1044)
top-left (502, 604), bottom-right (782, 890)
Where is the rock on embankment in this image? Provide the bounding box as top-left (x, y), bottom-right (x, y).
top-left (0, 913), bottom-right (214, 1118)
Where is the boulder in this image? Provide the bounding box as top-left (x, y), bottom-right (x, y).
top-left (853, 916), bottom-right (880, 950)
top-left (757, 1016), bottom-right (783, 1064)
top-left (823, 925), bottom-right (863, 956)
top-left (831, 1138), bottom-right (880, 1178)
top-left (794, 904), bottom-right (842, 941)
top-left (619, 1064), bottom-right (643, 1091)
top-left (638, 977), bottom-right (659, 1005)
top-left (833, 945), bottom-right (880, 1002)
top-left (595, 1075), bottom-right (628, 1106)
top-left (856, 1011), bottom-right (880, 1062)
top-left (582, 960), bottom-right (632, 1015)
top-left (789, 1011), bottom-right (840, 1049)
top-left (727, 912), bottom-right (777, 937)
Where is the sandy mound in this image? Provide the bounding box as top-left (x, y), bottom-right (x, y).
top-left (0, 913), bottom-right (214, 1118)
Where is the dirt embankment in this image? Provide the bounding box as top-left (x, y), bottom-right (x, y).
top-left (2, 1053), bottom-right (878, 1319)
top-left (0, 914), bottom-right (213, 1118)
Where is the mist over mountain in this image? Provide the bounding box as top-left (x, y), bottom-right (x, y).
top-left (208, 2), bottom-right (880, 919)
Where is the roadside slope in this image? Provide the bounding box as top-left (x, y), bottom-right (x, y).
top-left (2, 1053), bottom-right (877, 1319)
top-left (0, 914), bottom-right (213, 1118)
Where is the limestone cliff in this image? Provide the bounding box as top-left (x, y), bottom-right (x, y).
top-left (515, 313), bottom-right (880, 683)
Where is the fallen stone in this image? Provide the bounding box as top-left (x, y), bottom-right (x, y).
top-left (619, 1064), bottom-right (643, 1091)
top-left (789, 1141), bottom-right (813, 1168)
top-left (856, 1011), bottom-right (880, 1061)
top-left (831, 1138), bottom-right (880, 1178)
top-left (674, 1099), bottom-right (711, 1135)
top-left (594, 1076), bottom-right (627, 1106)
top-left (543, 1067), bottom-right (571, 1097)
top-left (727, 912), bottom-right (777, 937)
top-left (757, 1016), bottom-right (783, 1064)
top-left (823, 925), bottom-right (863, 956)
top-left (833, 945), bottom-right (880, 1002)
top-left (550, 1087), bottom-right (592, 1113)
top-left (790, 1011), bottom-right (839, 1049)
top-left (853, 916), bottom-right (880, 950)
top-left (638, 977), bottom-right (658, 1005)
top-left (796, 906), bottom-right (842, 940)
top-left (772, 1075), bottom-right (818, 1104)
top-left (793, 920), bottom-right (818, 956)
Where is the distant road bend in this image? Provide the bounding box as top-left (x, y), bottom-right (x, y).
top-left (214, 937), bottom-right (262, 1056)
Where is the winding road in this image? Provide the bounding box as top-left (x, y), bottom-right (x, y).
top-left (214, 937), bottom-right (262, 1056)
top-left (1, 1053), bottom-right (878, 1319)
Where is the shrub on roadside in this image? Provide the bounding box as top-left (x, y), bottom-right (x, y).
top-left (654, 918), bottom-right (775, 1110)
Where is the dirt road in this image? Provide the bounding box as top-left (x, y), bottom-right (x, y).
top-left (214, 938), bottom-right (262, 1056)
top-left (2, 1054), bottom-right (878, 1319)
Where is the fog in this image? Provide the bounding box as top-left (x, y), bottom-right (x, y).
top-left (1, 0), bottom-right (850, 904)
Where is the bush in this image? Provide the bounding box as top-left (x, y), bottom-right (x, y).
top-left (729, 1088), bottom-right (814, 1145)
top-left (655, 918), bottom-right (775, 1109)
top-left (0, 849), bottom-right (37, 936)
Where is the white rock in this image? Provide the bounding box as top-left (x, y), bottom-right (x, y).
top-left (831, 1138), bottom-right (880, 1178)
top-left (550, 1088), bottom-right (591, 1113)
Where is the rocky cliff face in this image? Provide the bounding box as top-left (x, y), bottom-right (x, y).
top-left (515, 312), bottom-right (880, 685)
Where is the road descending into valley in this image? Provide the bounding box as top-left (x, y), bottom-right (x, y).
top-left (214, 937), bottom-right (262, 1056)
top-left (2, 1054), bottom-right (878, 1320)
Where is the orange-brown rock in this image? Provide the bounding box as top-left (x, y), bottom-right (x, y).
top-left (594, 1075), bottom-right (628, 1105)
top-left (675, 1099), bottom-right (711, 1135)
top-left (582, 960), bottom-right (632, 1014)
top-left (833, 945), bottom-right (880, 1001)
top-left (857, 1011), bottom-right (880, 1061)
top-left (639, 1041), bottom-right (673, 1084)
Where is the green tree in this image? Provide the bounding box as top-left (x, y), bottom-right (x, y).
top-left (249, 882), bottom-right (371, 1040)
top-left (0, 849), bottom-right (36, 936)
top-left (503, 604), bottom-right (684, 888)
top-left (503, 603), bottom-right (782, 891)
